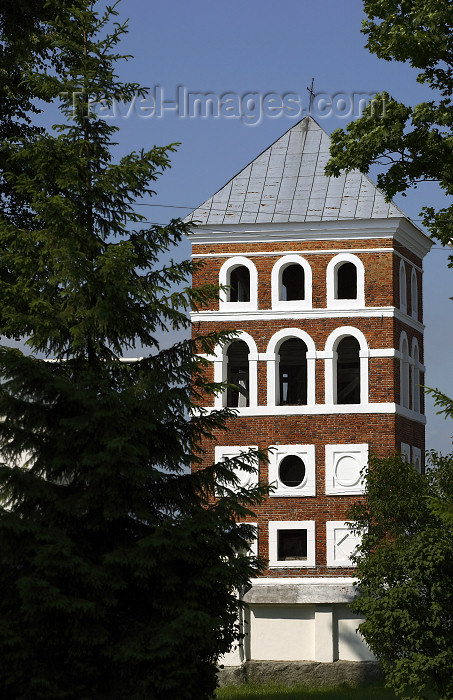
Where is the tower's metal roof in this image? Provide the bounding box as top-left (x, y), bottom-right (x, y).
top-left (188, 116), bottom-right (407, 225)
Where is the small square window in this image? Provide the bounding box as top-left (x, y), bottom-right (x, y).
top-left (277, 529), bottom-right (307, 561)
top-left (269, 520), bottom-right (315, 567)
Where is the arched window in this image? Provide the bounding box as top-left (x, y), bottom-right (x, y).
top-left (278, 338), bottom-right (308, 405)
top-left (281, 264), bottom-right (305, 301)
top-left (411, 269), bottom-right (418, 320)
top-left (326, 254), bottom-right (364, 309)
top-left (336, 336), bottom-right (360, 404)
top-left (219, 256), bottom-right (258, 310)
top-left (226, 341), bottom-right (250, 407)
top-left (229, 266), bottom-right (250, 302)
top-left (265, 329), bottom-right (316, 407)
top-left (212, 332), bottom-right (258, 410)
top-left (325, 327), bottom-right (369, 406)
top-left (399, 260), bottom-right (407, 314)
top-left (411, 339), bottom-right (420, 413)
top-left (271, 255), bottom-right (312, 310)
top-left (400, 333), bottom-right (410, 408)
top-left (337, 262), bottom-right (357, 299)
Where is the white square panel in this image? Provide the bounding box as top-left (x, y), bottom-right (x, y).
top-left (326, 521), bottom-right (361, 567)
top-left (412, 446), bottom-right (422, 473)
top-left (269, 444), bottom-right (315, 497)
top-left (400, 442), bottom-right (411, 463)
top-left (215, 446), bottom-right (258, 495)
top-left (325, 444), bottom-right (368, 495)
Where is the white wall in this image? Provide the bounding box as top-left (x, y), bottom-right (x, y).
top-left (249, 605), bottom-right (315, 661)
top-left (221, 601), bottom-right (375, 665)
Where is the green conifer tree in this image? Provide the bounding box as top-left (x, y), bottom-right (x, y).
top-left (0, 3), bottom-right (265, 698)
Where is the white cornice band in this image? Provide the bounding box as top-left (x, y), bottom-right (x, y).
top-left (193, 403), bottom-right (426, 424)
top-left (191, 306), bottom-right (425, 332)
top-left (189, 217), bottom-right (433, 259)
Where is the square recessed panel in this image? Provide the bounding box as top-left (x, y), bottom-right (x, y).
top-left (412, 446), bottom-right (422, 473)
top-left (400, 442), bottom-right (411, 463)
top-left (237, 522), bottom-right (258, 557)
top-left (326, 522), bottom-right (361, 567)
top-left (325, 444), bottom-right (368, 495)
top-left (269, 445), bottom-right (315, 497)
top-left (269, 520), bottom-right (315, 567)
top-left (215, 446), bottom-right (258, 495)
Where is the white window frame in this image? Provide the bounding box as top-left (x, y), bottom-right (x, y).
top-left (219, 256), bottom-right (258, 311)
top-left (265, 328), bottom-right (316, 407)
top-left (399, 259), bottom-right (407, 314)
top-left (268, 444), bottom-right (316, 497)
top-left (325, 444), bottom-right (368, 495)
top-left (399, 332), bottom-right (410, 409)
top-left (324, 326), bottom-right (369, 405)
top-left (326, 521), bottom-right (361, 568)
top-left (411, 268), bottom-right (418, 320)
top-left (326, 253), bottom-right (365, 309)
top-left (214, 445), bottom-right (259, 495)
top-left (213, 331), bottom-right (259, 410)
top-left (271, 255), bottom-right (312, 310)
top-left (268, 520), bottom-right (316, 568)
top-left (411, 337), bottom-right (421, 413)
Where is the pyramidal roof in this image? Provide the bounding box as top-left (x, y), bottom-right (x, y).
top-left (189, 116), bottom-right (407, 225)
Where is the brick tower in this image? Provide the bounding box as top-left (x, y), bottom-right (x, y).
top-left (188, 116), bottom-right (432, 673)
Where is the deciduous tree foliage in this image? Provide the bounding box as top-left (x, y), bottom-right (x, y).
top-left (348, 453), bottom-right (453, 700)
top-left (325, 0), bottom-right (453, 251)
top-left (0, 3), bottom-right (265, 699)
top-left (329, 6), bottom-right (453, 696)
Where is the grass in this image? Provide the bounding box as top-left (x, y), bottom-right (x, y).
top-left (215, 683), bottom-right (396, 700)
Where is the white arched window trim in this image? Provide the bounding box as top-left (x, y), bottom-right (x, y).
top-left (265, 329), bottom-right (316, 407)
top-left (271, 255), bottom-right (312, 310)
top-left (219, 256), bottom-right (258, 311)
top-left (411, 268), bottom-right (418, 320)
top-left (399, 259), bottom-right (407, 314)
top-left (411, 337), bottom-right (421, 413)
top-left (213, 331), bottom-right (258, 409)
top-left (399, 331), bottom-right (410, 408)
top-left (326, 253), bottom-right (365, 309)
top-left (324, 326), bottom-right (369, 405)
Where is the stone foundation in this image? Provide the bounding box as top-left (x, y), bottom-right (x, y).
top-left (218, 660), bottom-right (383, 688)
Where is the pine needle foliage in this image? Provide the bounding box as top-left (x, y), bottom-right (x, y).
top-left (0, 3), bottom-right (266, 698)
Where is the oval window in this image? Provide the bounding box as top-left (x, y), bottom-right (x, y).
top-left (279, 455), bottom-right (306, 487)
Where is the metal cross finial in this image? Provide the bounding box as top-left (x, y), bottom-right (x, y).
top-left (307, 78), bottom-right (315, 115)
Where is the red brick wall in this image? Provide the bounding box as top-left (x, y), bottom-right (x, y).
top-left (191, 234), bottom-right (426, 578)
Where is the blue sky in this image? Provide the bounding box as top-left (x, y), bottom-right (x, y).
top-left (47, 1), bottom-right (453, 452)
